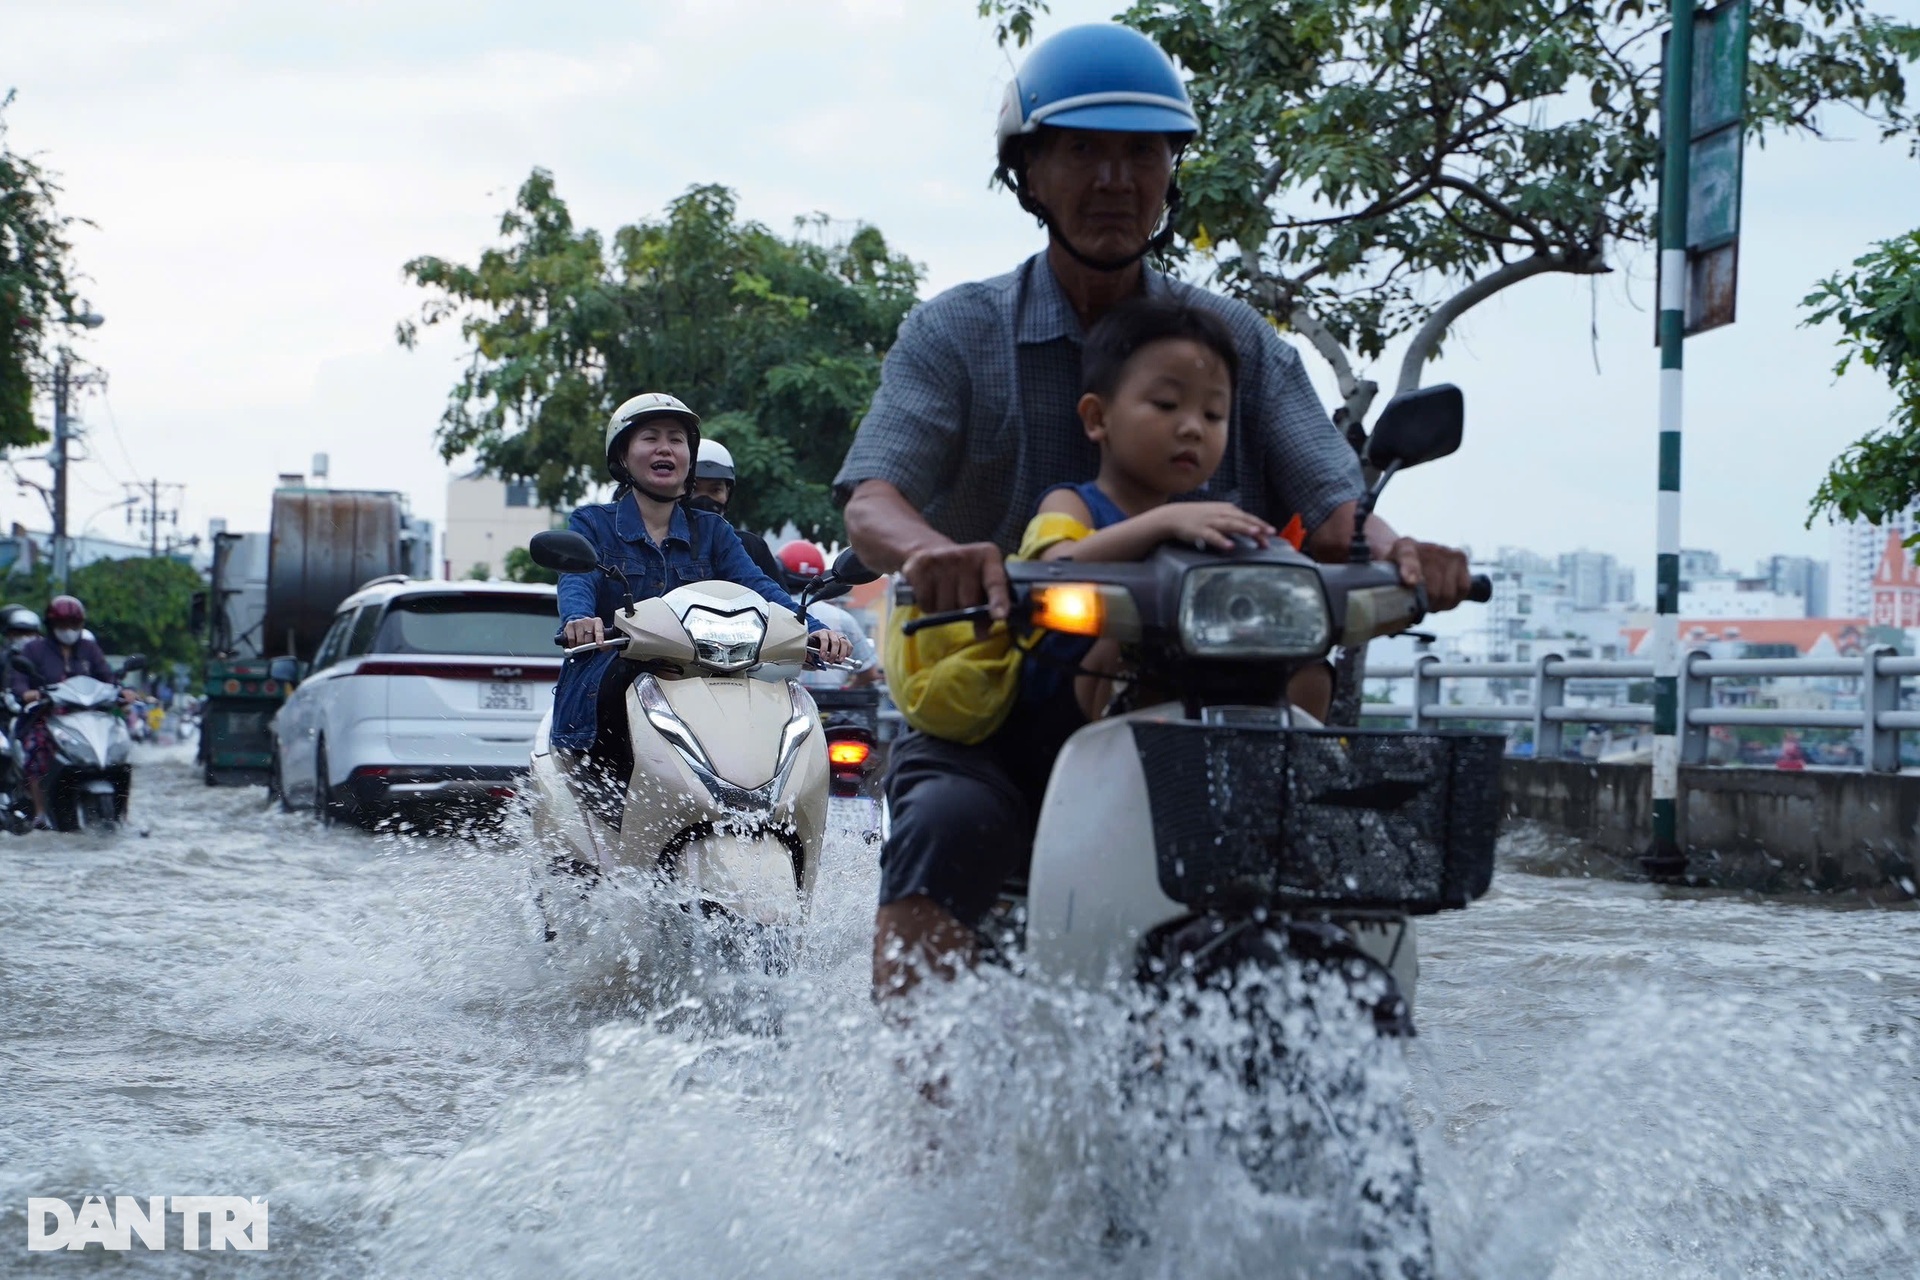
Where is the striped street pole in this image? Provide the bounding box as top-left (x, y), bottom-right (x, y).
top-left (1645, 0), bottom-right (1695, 880)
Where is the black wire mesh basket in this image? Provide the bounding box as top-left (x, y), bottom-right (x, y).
top-left (1132, 722), bottom-right (1503, 914)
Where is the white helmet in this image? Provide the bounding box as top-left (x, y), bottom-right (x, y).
top-left (605, 392), bottom-right (700, 485)
top-left (695, 439), bottom-right (735, 483)
top-left (6, 608), bottom-right (41, 634)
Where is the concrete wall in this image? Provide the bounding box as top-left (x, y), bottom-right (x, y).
top-left (1502, 759), bottom-right (1920, 895)
top-left (444, 474), bottom-right (561, 581)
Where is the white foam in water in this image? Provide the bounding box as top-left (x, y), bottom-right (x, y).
top-left (3, 748), bottom-right (1917, 1276)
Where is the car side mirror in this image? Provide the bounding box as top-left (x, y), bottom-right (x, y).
top-left (267, 657), bottom-right (300, 684)
top-left (830, 547), bottom-right (880, 586)
top-left (1365, 383), bottom-right (1463, 473)
top-left (529, 530), bottom-right (600, 575)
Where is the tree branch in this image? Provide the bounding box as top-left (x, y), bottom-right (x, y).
top-left (1395, 250), bottom-right (1609, 393)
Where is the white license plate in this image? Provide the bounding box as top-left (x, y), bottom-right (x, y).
top-left (481, 682), bottom-right (531, 711)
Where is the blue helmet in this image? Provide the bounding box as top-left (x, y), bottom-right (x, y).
top-left (994, 25), bottom-right (1198, 271)
top-left (995, 24), bottom-right (1199, 171)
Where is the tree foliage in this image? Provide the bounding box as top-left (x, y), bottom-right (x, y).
top-left (501, 545), bottom-right (557, 585)
top-left (0, 91), bottom-right (85, 449)
top-left (983, 1), bottom-right (1920, 436)
top-left (1805, 228), bottom-right (1920, 548)
top-left (399, 175), bottom-right (923, 538)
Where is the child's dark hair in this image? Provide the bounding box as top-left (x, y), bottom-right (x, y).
top-left (1081, 297), bottom-right (1240, 399)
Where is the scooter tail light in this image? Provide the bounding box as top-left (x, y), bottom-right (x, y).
top-left (828, 739), bottom-right (871, 769)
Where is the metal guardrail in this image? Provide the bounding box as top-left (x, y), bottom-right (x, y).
top-left (1364, 647), bottom-right (1920, 773)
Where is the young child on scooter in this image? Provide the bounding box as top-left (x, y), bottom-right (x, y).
top-left (1018, 296), bottom-right (1325, 723)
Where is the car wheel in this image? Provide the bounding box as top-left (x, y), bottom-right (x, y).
top-left (315, 741), bottom-right (359, 828)
top-left (270, 743), bottom-right (294, 813)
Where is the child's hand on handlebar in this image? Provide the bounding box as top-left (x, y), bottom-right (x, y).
top-left (1149, 502), bottom-right (1276, 551)
top-left (562, 617), bottom-right (604, 647)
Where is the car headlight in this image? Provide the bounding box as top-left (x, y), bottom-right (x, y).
top-left (1178, 564), bottom-right (1332, 658)
top-left (681, 606), bottom-right (766, 673)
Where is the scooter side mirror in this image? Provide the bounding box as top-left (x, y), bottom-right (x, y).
top-left (529, 530), bottom-right (601, 575)
top-left (118, 654), bottom-right (148, 678)
top-left (1364, 383), bottom-right (1464, 473)
top-left (830, 547), bottom-right (880, 586)
top-left (808, 581), bottom-right (853, 604)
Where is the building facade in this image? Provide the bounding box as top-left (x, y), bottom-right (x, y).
top-left (443, 472), bottom-right (562, 581)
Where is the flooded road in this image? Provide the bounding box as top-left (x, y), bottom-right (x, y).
top-left (2, 746), bottom-right (1916, 1277)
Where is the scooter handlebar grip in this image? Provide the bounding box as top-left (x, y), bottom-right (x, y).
top-left (1469, 574), bottom-right (1493, 604)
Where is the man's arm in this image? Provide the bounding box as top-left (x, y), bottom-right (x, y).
top-left (844, 480), bottom-right (1010, 620)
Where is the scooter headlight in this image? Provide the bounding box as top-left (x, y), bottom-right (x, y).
top-left (681, 606), bottom-right (766, 673)
top-left (1178, 565), bottom-right (1332, 658)
top-left (48, 718), bottom-right (96, 764)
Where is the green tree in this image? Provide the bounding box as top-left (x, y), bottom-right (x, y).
top-left (0, 91), bottom-right (87, 449)
top-left (501, 546), bottom-right (558, 586)
top-left (63, 556), bottom-right (204, 670)
top-left (983, 1), bottom-right (1919, 437)
top-left (1804, 229), bottom-right (1920, 553)
top-left (399, 176), bottom-right (923, 538)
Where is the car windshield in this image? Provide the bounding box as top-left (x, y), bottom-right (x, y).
top-left (371, 593), bottom-right (556, 657)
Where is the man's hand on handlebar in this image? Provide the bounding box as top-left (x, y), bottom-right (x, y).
top-left (562, 616), bottom-right (604, 648)
top-left (900, 541), bottom-right (1010, 622)
top-left (1387, 539), bottom-right (1475, 612)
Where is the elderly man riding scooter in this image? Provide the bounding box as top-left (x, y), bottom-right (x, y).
top-left (834, 23), bottom-right (1476, 1001)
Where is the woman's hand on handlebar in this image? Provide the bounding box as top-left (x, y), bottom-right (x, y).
top-left (807, 629), bottom-right (853, 664)
top-left (1387, 538), bottom-right (1474, 611)
top-left (562, 616), bottom-right (604, 647)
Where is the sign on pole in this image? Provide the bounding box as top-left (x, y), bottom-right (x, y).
top-left (1656, 0), bottom-right (1750, 338)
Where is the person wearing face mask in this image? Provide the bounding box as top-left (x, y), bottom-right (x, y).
top-left (684, 439), bottom-right (788, 587)
top-left (3, 607), bottom-right (42, 654)
top-left (9, 595), bottom-right (118, 829)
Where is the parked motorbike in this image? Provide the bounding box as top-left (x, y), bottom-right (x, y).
top-left (868, 385), bottom-right (1498, 1275)
top-left (10, 655), bottom-right (146, 832)
top-left (523, 535), bottom-right (864, 946)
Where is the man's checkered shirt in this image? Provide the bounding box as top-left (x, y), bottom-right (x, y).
top-left (833, 252), bottom-right (1364, 553)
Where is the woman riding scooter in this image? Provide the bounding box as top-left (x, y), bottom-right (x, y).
top-left (10, 595), bottom-right (130, 830)
top-left (551, 393), bottom-right (851, 773)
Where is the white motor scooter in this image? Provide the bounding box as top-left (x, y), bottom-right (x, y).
top-left (10, 657), bottom-right (146, 832)
top-left (523, 532), bottom-right (859, 940)
top-left (866, 386), bottom-right (1499, 1276)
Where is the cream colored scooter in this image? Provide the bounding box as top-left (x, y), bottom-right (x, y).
top-left (524, 530), bottom-right (848, 932)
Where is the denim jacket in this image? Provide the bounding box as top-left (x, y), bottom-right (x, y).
top-left (549, 496), bottom-right (820, 751)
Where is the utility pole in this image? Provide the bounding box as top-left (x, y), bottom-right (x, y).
top-left (45, 311), bottom-right (106, 591)
top-left (125, 479), bottom-right (187, 557)
top-left (1645, 0), bottom-right (1695, 880)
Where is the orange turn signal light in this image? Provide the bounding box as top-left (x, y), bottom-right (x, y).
top-left (1029, 584), bottom-right (1105, 637)
top-left (828, 739), bottom-right (872, 768)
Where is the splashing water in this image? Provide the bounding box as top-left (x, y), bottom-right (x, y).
top-left (2, 748), bottom-right (1916, 1277)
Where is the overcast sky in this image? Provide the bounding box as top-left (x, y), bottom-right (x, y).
top-left (5, 0), bottom-right (1917, 583)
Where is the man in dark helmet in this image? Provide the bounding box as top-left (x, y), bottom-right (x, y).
top-left (832, 24), bottom-right (1474, 1000)
top-left (9, 595), bottom-right (119, 828)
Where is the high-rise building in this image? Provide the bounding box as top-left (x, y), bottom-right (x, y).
top-left (1678, 547), bottom-right (1725, 588)
top-left (1830, 504), bottom-right (1920, 618)
top-left (1559, 549), bottom-right (1623, 610)
top-left (1761, 554), bottom-right (1830, 617)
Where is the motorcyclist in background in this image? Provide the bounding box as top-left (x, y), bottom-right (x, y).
top-left (686, 439), bottom-right (789, 586)
top-left (777, 539), bottom-right (880, 691)
top-left (9, 596), bottom-right (125, 829)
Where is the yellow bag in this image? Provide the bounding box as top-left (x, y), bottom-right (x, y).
top-left (882, 512), bottom-right (1091, 745)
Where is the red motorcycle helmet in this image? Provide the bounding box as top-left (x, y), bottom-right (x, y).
top-left (777, 539), bottom-right (827, 580)
top-left (46, 595), bottom-right (86, 627)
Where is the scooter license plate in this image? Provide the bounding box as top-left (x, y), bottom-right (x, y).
top-left (481, 682), bottom-right (531, 712)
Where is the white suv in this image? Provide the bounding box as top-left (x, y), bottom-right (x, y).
top-left (270, 578), bottom-right (560, 824)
